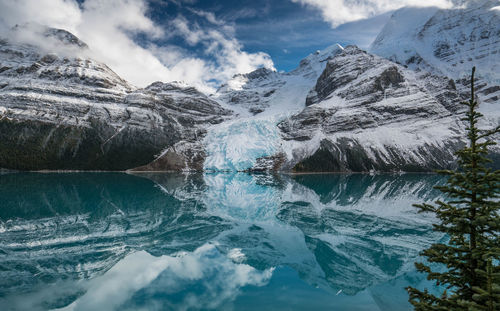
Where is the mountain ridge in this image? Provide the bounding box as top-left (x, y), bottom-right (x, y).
top-left (0, 4), bottom-right (499, 172)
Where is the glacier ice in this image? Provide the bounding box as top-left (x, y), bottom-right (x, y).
top-left (203, 118), bottom-right (282, 171)
top-left (204, 43), bottom-right (345, 172)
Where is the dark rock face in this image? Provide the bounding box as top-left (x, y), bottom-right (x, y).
top-left (0, 31), bottom-right (231, 170)
top-left (130, 141), bottom-right (207, 171)
top-left (292, 138), bottom-right (463, 173)
top-left (0, 118), bottom-right (171, 170)
top-left (305, 47), bottom-right (376, 106)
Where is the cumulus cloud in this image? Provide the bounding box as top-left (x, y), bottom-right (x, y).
top-left (0, 0), bottom-right (274, 93)
top-left (165, 15), bottom-right (275, 89)
top-left (291, 0), bottom-right (454, 27)
top-left (0, 0), bottom-right (81, 31)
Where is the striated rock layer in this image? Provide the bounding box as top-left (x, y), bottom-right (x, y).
top-left (370, 0), bottom-right (500, 103)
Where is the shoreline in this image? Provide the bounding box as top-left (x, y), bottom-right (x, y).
top-left (0, 169), bottom-right (440, 175)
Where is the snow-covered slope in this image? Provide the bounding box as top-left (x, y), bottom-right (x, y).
top-left (278, 46), bottom-right (473, 172)
top-left (370, 0), bottom-right (500, 104)
top-left (204, 1), bottom-right (500, 173)
top-left (215, 44), bottom-right (344, 116)
top-left (0, 27), bottom-right (231, 170)
top-left (211, 44), bottom-right (497, 172)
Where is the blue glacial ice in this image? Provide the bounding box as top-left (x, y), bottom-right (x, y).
top-left (203, 118), bottom-right (281, 171)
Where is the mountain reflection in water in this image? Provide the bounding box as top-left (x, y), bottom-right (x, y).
top-left (0, 172), bottom-right (445, 311)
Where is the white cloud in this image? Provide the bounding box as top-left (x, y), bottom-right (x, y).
top-left (0, 0), bottom-right (274, 93)
top-left (167, 15), bottom-right (275, 90)
top-left (0, 0), bottom-right (81, 31)
top-left (188, 8), bottom-right (225, 25)
top-left (291, 0), bottom-right (454, 27)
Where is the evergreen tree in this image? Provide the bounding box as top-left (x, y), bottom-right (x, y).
top-left (407, 67), bottom-right (500, 310)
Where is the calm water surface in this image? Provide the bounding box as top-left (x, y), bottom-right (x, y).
top-left (0, 172), bottom-right (445, 311)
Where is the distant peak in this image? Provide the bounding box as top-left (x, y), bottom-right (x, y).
top-left (244, 67), bottom-right (276, 80)
top-left (298, 43), bottom-right (344, 68)
top-left (43, 28), bottom-right (88, 49)
top-left (11, 23), bottom-right (88, 49)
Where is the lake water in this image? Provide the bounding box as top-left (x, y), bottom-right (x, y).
top-left (0, 172), bottom-right (445, 311)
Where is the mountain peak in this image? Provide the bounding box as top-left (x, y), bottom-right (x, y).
top-left (42, 28), bottom-right (88, 49)
top-left (10, 24), bottom-right (88, 50)
top-left (297, 43), bottom-right (344, 70)
top-left (370, 2), bottom-right (500, 84)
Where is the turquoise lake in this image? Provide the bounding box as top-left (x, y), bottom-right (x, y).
top-left (0, 172), bottom-right (446, 311)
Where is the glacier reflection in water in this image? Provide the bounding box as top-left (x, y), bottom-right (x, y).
top-left (0, 172), bottom-right (445, 311)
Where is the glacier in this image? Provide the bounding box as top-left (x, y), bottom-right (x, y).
top-left (203, 117), bottom-right (282, 171)
top-left (203, 44), bottom-right (345, 171)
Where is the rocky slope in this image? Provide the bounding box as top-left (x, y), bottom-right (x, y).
top-left (206, 1), bottom-right (500, 172)
top-left (0, 26), bottom-right (231, 170)
top-left (215, 44), bottom-right (344, 116)
top-left (211, 43), bottom-right (497, 172)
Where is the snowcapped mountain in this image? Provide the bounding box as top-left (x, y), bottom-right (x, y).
top-left (0, 3), bottom-right (498, 173)
top-left (370, 0), bottom-right (500, 104)
top-left (204, 1), bottom-right (499, 173)
top-left (277, 46), bottom-right (468, 172)
top-left (0, 27), bottom-right (231, 170)
top-left (199, 44), bottom-right (344, 171)
top-left (215, 44), bottom-right (344, 116)
top-left (209, 43), bottom-right (497, 172)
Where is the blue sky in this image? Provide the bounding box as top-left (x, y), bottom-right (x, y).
top-left (0, 0), bottom-right (454, 92)
top-left (144, 0), bottom-right (390, 72)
